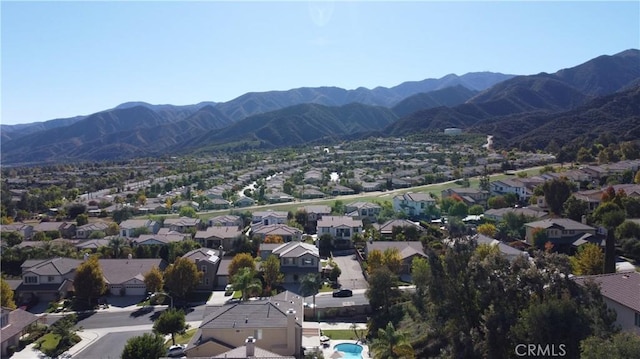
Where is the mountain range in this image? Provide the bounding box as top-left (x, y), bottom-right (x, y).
top-left (1, 49), bottom-right (639, 165)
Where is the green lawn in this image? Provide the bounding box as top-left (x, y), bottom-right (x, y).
top-left (319, 284), bottom-right (334, 293)
top-left (322, 329), bottom-right (360, 340)
top-left (232, 290), bottom-right (242, 299)
top-left (164, 328), bottom-right (197, 349)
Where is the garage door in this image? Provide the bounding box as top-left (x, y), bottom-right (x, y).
top-left (124, 284), bottom-right (146, 296)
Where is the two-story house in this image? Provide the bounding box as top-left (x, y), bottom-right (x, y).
top-left (16, 257), bottom-right (81, 302)
top-left (345, 201), bottom-right (381, 221)
top-left (119, 219), bottom-right (159, 238)
top-left (162, 217), bottom-right (202, 233)
top-left (181, 248), bottom-right (221, 291)
top-left (441, 188), bottom-right (489, 206)
top-left (185, 291), bottom-right (302, 358)
top-left (260, 242), bottom-right (320, 283)
top-left (524, 218), bottom-right (598, 250)
top-left (251, 224), bottom-right (303, 243)
top-left (490, 178), bottom-right (531, 201)
top-left (392, 192), bottom-right (436, 218)
top-left (297, 205), bottom-right (331, 234)
top-left (316, 216), bottom-right (363, 249)
top-left (574, 271), bottom-right (640, 335)
top-left (194, 226), bottom-right (244, 251)
top-left (251, 211), bottom-right (288, 227)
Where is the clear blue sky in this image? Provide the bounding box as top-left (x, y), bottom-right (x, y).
top-left (2, 1), bottom-right (639, 125)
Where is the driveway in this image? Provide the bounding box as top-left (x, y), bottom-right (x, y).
top-left (331, 253), bottom-right (368, 290)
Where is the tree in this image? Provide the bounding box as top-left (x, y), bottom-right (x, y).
top-left (232, 267), bottom-right (262, 301)
top-left (468, 204), bottom-right (484, 216)
top-left (318, 233), bottom-right (333, 257)
top-left (1, 277), bottom-right (17, 309)
top-left (570, 243), bottom-right (604, 275)
top-left (108, 237), bottom-right (128, 258)
top-left (543, 178), bottom-right (573, 215)
top-left (1, 231), bottom-right (23, 247)
top-left (32, 231), bottom-right (47, 241)
top-left (367, 249), bottom-right (384, 274)
top-left (144, 266), bottom-right (164, 294)
top-left (563, 196), bottom-right (589, 222)
top-left (366, 267), bottom-right (400, 321)
top-left (382, 247), bottom-right (402, 274)
top-left (370, 322), bottom-right (415, 359)
top-left (228, 253), bottom-right (256, 279)
top-left (261, 255), bottom-right (284, 295)
top-left (477, 223), bottom-right (497, 237)
top-left (75, 213), bottom-right (89, 226)
top-left (581, 332), bottom-right (640, 359)
top-left (179, 206), bottom-right (197, 218)
top-left (74, 255), bottom-right (106, 306)
top-left (616, 220), bottom-right (640, 240)
top-left (121, 333), bottom-right (165, 359)
top-left (153, 308), bottom-right (186, 345)
top-left (164, 257), bottom-right (203, 299)
top-left (299, 273), bottom-right (322, 319)
top-left (67, 203), bottom-right (87, 219)
top-left (531, 227), bottom-right (550, 249)
top-left (105, 222), bottom-right (120, 236)
top-left (410, 257), bottom-right (430, 300)
top-left (263, 235), bottom-right (284, 244)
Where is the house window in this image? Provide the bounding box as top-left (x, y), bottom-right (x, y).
top-left (25, 276), bottom-right (38, 284)
top-left (201, 265), bottom-right (207, 273)
top-left (48, 276), bottom-right (54, 282)
top-left (635, 312), bottom-right (640, 327)
top-left (204, 277), bottom-right (209, 286)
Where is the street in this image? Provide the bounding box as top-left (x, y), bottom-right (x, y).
top-left (74, 331), bottom-right (146, 359)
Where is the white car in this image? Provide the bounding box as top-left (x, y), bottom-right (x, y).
top-left (167, 344), bottom-right (186, 358)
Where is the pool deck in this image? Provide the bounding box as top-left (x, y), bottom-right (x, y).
top-left (323, 339), bottom-right (371, 359)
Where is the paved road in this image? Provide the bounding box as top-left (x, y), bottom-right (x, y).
top-left (74, 331), bottom-right (147, 359)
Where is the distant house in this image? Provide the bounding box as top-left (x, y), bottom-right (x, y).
top-left (251, 224), bottom-right (302, 243)
top-left (364, 241), bottom-right (427, 275)
top-left (490, 178), bottom-right (532, 201)
top-left (163, 217), bottom-right (202, 233)
top-left (32, 221), bottom-right (76, 239)
top-left (265, 192), bottom-right (295, 204)
top-left (524, 218), bottom-right (597, 250)
top-left (1, 307), bottom-right (39, 357)
top-left (0, 223), bottom-right (33, 240)
top-left (472, 234), bottom-right (529, 262)
top-left (330, 185), bottom-right (355, 196)
top-left (260, 242), bottom-right (320, 283)
top-left (345, 201), bottom-right (381, 221)
top-left (119, 219), bottom-right (159, 238)
top-left (375, 219), bottom-right (424, 240)
top-left (574, 271), bottom-right (640, 335)
top-left (195, 226), bottom-right (244, 251)
top-left (441, 188), bottom-right (489, 206)
top-left (132, 232), bottom-right (188, 246)
top-left (234, 196), bottom-right (255, 208)
top-left (185, 291), bottom-right (302, 358)
top-left (483, 207), bottom-right (549, 222)
top-left (299, 205), bottom-right (331, 223)
top-left (299, 188), bottom-right (325, 199)
top-left (251, 211), bottom-right (288, 227)
top-left (316, 216), bottom-right (363, 248)
top-left (206, 198), bottom-right (232, 210)
top-left (76, 222), bottom-right (109, 239)
top-left (182, 248), bottom-right (222, 291)
top-left (99, 258), bottom-right (168, 296)
top-left (392, 192), bottom-right (436, 218)
top-left (208, 215), bottom-right (243, 228)
top-left (75, 239), bottom-right (110, 251)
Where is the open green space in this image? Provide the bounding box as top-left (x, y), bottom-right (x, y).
top-left (321, 329), bottom-right (361, 340)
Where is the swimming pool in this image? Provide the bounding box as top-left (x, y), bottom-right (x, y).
top-left (334, 343), bottom-right (363, 359)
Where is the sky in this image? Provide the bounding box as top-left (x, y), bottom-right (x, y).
top-left (1, 1), bottom-right (639, 125)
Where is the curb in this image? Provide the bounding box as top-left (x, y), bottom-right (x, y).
top-left (65, 330), bottom-right (100, 358)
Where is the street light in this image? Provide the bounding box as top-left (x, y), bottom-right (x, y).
top-left (149, 291), bottom-right (173, 309)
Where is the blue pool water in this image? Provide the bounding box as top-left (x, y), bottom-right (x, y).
top-left (334, 343), bottom-right (363, 359)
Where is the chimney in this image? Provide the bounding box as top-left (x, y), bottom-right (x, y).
top-left (245, 336), bottom-right (255, 357)
top-left (286, 309), bottom-right (296, 355)
top-left (581, 215), bottom-right (587, 224)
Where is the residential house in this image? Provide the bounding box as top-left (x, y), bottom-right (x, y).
top-left (345, 201), bottom-right (381, 221)
top-left (1, 307), bottom-right (39, 357)
top-left (132, 232), bottom-right (188, 246)
top-left (182, 248), bottom-right (222, 291)
top-left (99, 258), bottom-right (167, 296)
top-left (330, 185), bottom-right (355, 196)
top-left (195, 226), bottom-right (244, 251)
top-left (473, 234), bottom-right (529, 262)
top-left (234, 196), bottom-right (255, 208)
top-left (574, 271), bottom-right (640, 335)
top-left (392, 192), bottom-right (436, 218)
top-left (75, 222), bottom-right (109, 239)
top-left (524, 218), bottom-right (598, 250)
top-left (483, 207), bottom-right (549, 222)
top-left (32, 221), bottom-right (76, 239)
top-left (364, 241), bottom-right (427, 276)
top-left (299, 205), bottom-right (331, 223)
top-left (260, 242), bottom-right (320, 283)
top-left (185, 291), bottom-right (302, 358)
top-left (316, 216), bottom-right (363, 248)
top-left (119, 219), bottom-right (159, 238)
top-left (163, 217), bottom-right (202, 233)
top-left (216, 257), bottom-right (233, 289)
top-left (0, 223), bottom-right (33, 240)
top-left (375, 219), bottom-right (424, 240)
top-left (206, 198), bottom-right (232, 210)
top-left (172, 200), bottom-right (200, 212)
top-left (490, 178), bottom-right (531, 201)
top-left (303, 169), bottom-right (323, 184)
top-left (299, 188), bottom-right (325, 199)
top-left (265, 192), bottom-right (294, 204)
top-left (208, 215), bottom-right (243, 228)
top-left (252, 224), bottom-right (303, 243)
top-left (16, 257), bottom-right (81, 303)
top-left (75, 239), bottom-right (110, 252)
top-left (362, 181), bottom-right (383, 192)
top-left (441, 188), bottom-right (489, 206)
top-left (251, 211), bottom-right (288, 227)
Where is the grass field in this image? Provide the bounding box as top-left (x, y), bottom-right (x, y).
top-left (164, 328), bottom-right (197, 349)
top-left (321, 329), bottom-right (361, 340)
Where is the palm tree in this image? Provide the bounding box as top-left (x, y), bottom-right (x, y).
top-left (109, 237), bottom-right (128, 258)
top-left (232, 267), bottom-right (262, 301)
top-left (370, 322), bottom-right (415, 359)
top-left (299, 274), bottom-right (322, 320)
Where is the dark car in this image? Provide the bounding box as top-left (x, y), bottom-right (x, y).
top-left (332, 289), bottom-right (353, 298)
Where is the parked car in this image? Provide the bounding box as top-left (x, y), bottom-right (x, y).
top-left (167, 344), bottom-right (186, 358)
top-left (332, 289), bottom-right (353, 298)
